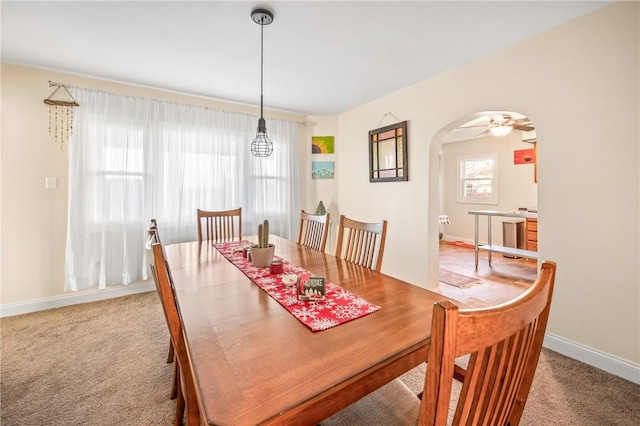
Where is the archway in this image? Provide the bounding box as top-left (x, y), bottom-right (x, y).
top-left (428, 111), bottom-right (538, 300)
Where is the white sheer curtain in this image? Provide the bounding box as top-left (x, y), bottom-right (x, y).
top-left (65, 88), bottom-right (299, 291)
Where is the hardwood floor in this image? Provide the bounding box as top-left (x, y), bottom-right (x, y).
top-left (435, 240), bottom-right (538, 307)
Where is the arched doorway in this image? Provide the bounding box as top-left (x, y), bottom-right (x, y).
top-left (429, 111), bottom-right (539, 305)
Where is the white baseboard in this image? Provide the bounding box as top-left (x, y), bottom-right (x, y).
top-left (543, 333), bottom-right (640, 385)
top-left (442, 234), bottom-right (477, 245)
top-left (0, 281), bottom-right (156, 318)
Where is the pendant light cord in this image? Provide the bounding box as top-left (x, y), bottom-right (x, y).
top-left (250, 8), bottom-right (274, 157)
top-left (260, 19), bottom-right (264, 119)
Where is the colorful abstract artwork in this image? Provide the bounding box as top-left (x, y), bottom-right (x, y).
top-left (513, 148), bottom-right (536, 165)
top-left (312, 161), bottom-right (335, 179)
top-left (311, 136), bottom-right (335, 154)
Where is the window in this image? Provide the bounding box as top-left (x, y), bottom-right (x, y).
top-left (457, 154), bottom-right (498, 204)
top-left (91, 125), bottom-right (145, 223)
top-left (66, 88), bottom-right (299, 291)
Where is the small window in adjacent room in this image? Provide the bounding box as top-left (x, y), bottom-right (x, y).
top-left (457, 154), bottom-right (498, 204)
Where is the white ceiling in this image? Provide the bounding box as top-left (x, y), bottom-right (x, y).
top-left (1, 1), bottom-right (611, 116)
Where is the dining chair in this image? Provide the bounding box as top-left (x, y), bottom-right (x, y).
top-left (146, 225), bottom-right (200, 426)
top-left (335, 214), bottom-right (387, 272)
top-left (322, 260), bottom-right (557, 426)
top-left (297, 210), bottom-right (330, 252)
top-left (197, 207), bottom-right (242, 243)
top-left (149, 221), bottom-right (175, 372)
top-left (147, 219), bottom-right (177, 399)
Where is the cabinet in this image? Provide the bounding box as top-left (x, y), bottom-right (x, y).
top-left (526, 218), bottom-right (538, 251)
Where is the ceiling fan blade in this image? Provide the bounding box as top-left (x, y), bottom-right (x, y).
top-left (457, 123), bottom-right (490, 129)
top-left (512, 124), bottom-right (534, 131)
top-left (474, 129), bottom-right (491, 138)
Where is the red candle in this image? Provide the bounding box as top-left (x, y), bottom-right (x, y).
top-left (270, 261), bottom-right (284, 274)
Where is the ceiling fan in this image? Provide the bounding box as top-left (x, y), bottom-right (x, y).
top-left (459, 114), bottom-right (534, 138)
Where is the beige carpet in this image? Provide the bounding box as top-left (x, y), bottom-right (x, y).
top-left (1, 292), bottom-right (175, 425)
top-left (2, 292), bottom-right (639, 425)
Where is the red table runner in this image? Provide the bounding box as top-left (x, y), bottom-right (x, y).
top-left (213, 241), bottom-right (381, 331)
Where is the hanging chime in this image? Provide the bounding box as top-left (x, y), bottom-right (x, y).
top-left (43, 80), bottom-right (79, 152)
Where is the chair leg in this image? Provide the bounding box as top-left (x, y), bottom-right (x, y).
top-left (185, 386), bottom-right (201, 426)
top-left (167, 340), bottom-right (175, 363)
top-left (174, 379), bottom-right (185, 426)
top-left (171, 361), bottom-right (179, 400)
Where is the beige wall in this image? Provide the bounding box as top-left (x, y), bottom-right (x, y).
top-left (0, 64), bottom-right (306, 304)
top-left (1, 1), bottom-right (637, 373)
top-left (336, 2), bottom-right (639, 364)
top-left (305, 116), bottom-right (340, 252)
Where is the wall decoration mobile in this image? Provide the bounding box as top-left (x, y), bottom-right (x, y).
top-left (43, 80), bottom-right (79, 152)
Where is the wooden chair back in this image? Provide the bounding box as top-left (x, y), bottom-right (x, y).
top-left (197, 207), bottom-right (242, 243)
top-left (147, 219), bottom-right (176, 386)
top-left (335, 214), bottom-right (387, 272)
top-left (297, 210), bottom-right (330, 252)
top-left (420, 261), bottom-right (557, 426)
top-left (149, 218), bottom-right (162, 243)
top-left (146, 225), bottom-right (200, 426)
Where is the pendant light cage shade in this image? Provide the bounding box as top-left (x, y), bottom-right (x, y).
top-left (250, 8), bottom-right (274, 157)
top-left (251, 117), bottom-right (274, 157)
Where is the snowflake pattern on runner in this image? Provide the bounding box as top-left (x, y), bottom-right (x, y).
top-left (311, 317), bottom-right (340, 330)
top-left (281, 294), bottom-right (300, 306)
top-left (292, 306), bottom-right (318, 321)
top-left (213, 241), bottom-right (381, 331)
top-left (331, 304), bottom-right (363, 319)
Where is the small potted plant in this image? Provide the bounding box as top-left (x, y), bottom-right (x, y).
top-left (250, 219), bottom-right (275, 267)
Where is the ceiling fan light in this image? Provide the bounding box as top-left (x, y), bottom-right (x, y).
top-left (490, 125), bottom-right (512, 137)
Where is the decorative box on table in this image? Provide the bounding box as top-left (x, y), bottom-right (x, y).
top-left (297, 273), bottom-right (326, 301)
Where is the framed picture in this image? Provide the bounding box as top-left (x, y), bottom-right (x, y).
top-left (513, 148), bottom-right (535, 165)
top-left (369, 121), bottom-right (408, 182)
top-left (297, 274), bottom-right (326, 301)
top-left (312, 161), bottom-right (335, 179)
top-left (514, 145), bottom-right (538, 183)
top-left (312, 136), bottom-right (335, 154)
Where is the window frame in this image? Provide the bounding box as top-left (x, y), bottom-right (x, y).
top-left (456, 153), bottom-right (499, 205)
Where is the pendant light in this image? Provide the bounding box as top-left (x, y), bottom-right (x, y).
top-left (250, 8), bottom-right (274, 157)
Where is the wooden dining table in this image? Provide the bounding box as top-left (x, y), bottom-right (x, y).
top-left (165, 235), bottom-right (446, 426)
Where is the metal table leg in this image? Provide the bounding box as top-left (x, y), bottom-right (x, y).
top-left (474, 214), bottom-right (479, 270)
top-left (487, 215), bottom-right (492, 266)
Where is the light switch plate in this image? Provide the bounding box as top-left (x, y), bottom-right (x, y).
top-left (45, 177), bottom-right (57, 189)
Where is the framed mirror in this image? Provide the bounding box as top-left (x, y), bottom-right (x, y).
top-left (369, 120), bottom-right (408, 182)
